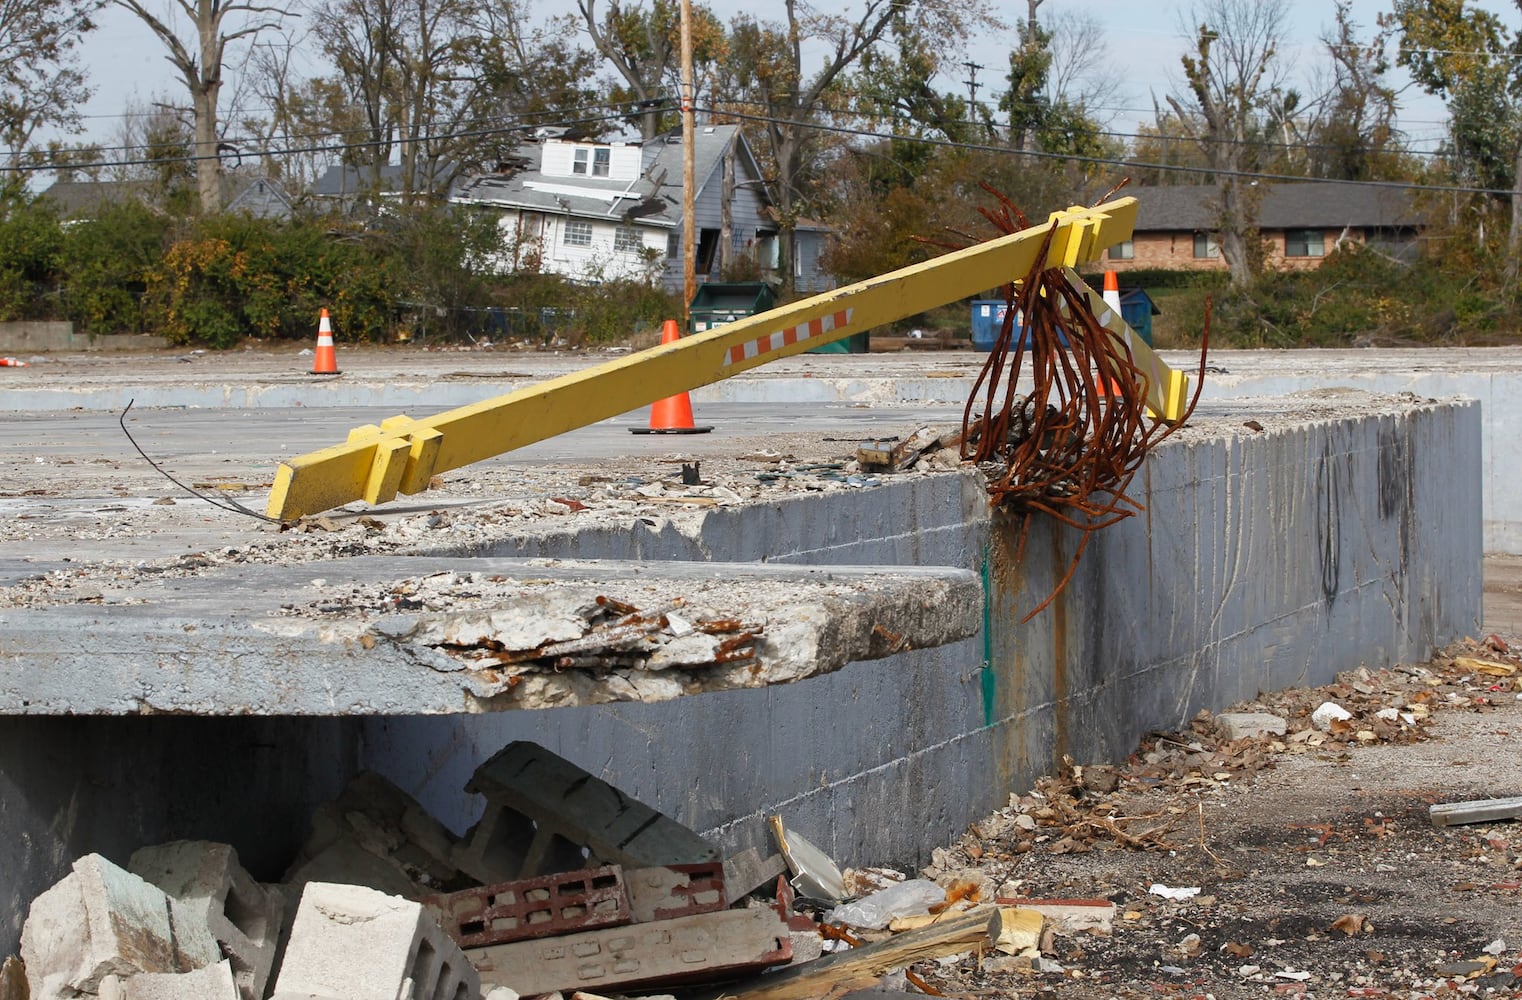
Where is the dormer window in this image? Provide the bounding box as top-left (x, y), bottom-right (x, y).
top-left (572, 146), bottom-right (612, 177)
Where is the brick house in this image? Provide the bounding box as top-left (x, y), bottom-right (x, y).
top-left (1102, 182), bottom-right (1423, 273)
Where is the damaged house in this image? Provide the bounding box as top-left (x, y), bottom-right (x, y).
top-left (451, 125), bottom-right (834, 295)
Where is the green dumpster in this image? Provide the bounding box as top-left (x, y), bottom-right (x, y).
top-left (688, 282), bottom-right (777, 334)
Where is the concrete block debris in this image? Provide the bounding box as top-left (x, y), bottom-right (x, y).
top-left (625, 862), bottom-right (727, 923)
top-left (284, 770), bottom-right (470, 898)
top-left (128, 841), bottom-right (285, 1000)
top-left (855, 427), bottom-right (961, 474)
top-left (1430, 794), bottom-right (1522, 827)
top-left (424, 865), bottom-right (631, 949)
top-left (20, 854), bottom-right (221, 999)
top-left (109, 959), bottom-right (239, 1000)
top-left (272, 882), bottom-right (480, 1000)
top-left (470, 906), bottom-right (792, 995)
top-left (457, 741), bottom-right (719, 883)
top-left (721, 849), bottom-right (789, 905)
top-left (1215, 712), bottom-right (1288, 741)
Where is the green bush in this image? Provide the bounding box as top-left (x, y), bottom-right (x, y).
top-left (56, 200), bottom-right (171, 334)
top-left (0, 198), bottom-right (64, 321)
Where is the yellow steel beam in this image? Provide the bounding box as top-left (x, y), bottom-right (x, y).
top-left (266, 198), bottom-right (1141, 520)
top-left (1060, 268), bottom-right (1192, 423)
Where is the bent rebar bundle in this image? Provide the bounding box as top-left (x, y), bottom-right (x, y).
top-left (953, 187), bottom-right (1209, 619)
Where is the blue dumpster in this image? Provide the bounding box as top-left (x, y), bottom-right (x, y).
top-left (1118, 288), bottom-right (1159, 346)
top-left (970, 300), bottom-right (1014, 351)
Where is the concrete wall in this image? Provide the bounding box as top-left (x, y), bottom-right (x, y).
top-left (361, 399), bottom-right (1482, 878)
top-left (0, 323), bottom-right (167, 352)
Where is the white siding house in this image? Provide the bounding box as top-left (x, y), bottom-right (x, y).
top-left (452, 126), bottom-right (834, 296)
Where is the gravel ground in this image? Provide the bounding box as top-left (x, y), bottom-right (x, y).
top-left (859, 634), bottom-right (1522, 999)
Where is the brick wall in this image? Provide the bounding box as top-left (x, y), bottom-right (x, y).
top-left (1105, 228), bottom-right (1360, 274)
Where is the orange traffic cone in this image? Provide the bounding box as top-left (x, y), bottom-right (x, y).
top-left (0, 357), bottom-right (27, 367)
top-left (310, 308), bottom-right (340, 375)
top-left (1097, 271), bottom-right (1123, 398)
top-left (630, 319), bottom-right (712, 435)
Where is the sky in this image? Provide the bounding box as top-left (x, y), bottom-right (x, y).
top-left (62, 0), bottom-right (1521, 162)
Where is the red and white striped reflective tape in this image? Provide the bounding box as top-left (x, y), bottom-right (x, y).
top-left (723, 309), bottom-right (853, 367)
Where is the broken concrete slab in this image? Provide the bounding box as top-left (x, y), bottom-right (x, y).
top-left (116, 959), bottom-right (239, 1000)
top-left (1429, 794), bottom-right (1522, 827)
top-left (0, 557), bottom-right (980, 715)
top-left (470, 906), bottom-right (791, 995)
top-left (21, 854), bottom-right (220, 999)
top-left (272, 882), bottom-right (479, 1000)
top-left (1216, 712), bottom-right (1288, 741)
top-left (457, 741), bottom-right (719, 882)
top-left (128, 842), bottom-right (284, 1000)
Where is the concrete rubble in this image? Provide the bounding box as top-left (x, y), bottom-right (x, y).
top-left (10, 740), bottom-right (1029, 1000)
top-left (0, 558), bottom-right (982, 715)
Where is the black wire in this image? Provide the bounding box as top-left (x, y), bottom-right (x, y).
top-left (118, 399), bottom-right (285, 525)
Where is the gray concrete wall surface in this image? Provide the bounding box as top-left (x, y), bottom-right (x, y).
top-left (0, 323), bottom-right (167, 353)
top-left (359, 396), bottom-right (1481, 879)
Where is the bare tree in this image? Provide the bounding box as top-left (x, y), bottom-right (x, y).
top-left (1165, 0), bottom-right (1289, 287)
top-left (717, 0), bottom-right (998, 292)
top-left (578, 0), bottom-right (725, 139)
top-left (113, 0), bottom-right (296, 214)
top-left (0, 0), bottom-right (101, 181)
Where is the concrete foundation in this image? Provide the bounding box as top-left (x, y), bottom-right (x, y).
top-left (0, 358), bottom-right (1485, 961)
top-left (360, 397), bottom-right (1481, 878)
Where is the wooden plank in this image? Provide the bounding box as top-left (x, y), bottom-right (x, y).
top-left (1429, 795), bottom-right (1522, 827)
top-left (711, 906), bottom-right (1001, 1000)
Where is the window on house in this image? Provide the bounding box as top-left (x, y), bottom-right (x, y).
top-left (614, 226), bottom-right (643, 254)
top-left (1108, 240), bottom-right (1134, 261)
top-left (593, 148), bottom-right (611, 177)
top-left (1192, 232), bottom-right (1220, 259)
top-left (1285, 228), bottom-right (1325, 257)
top-left (667, 232), bottom-right (679, 258)
top-left (563, 220), bottom-right (592, 247)
top-left (572, 148), bottom-right (588, 175)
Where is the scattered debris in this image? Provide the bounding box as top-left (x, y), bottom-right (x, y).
top-left (1431, 794), bottom-right (1522, 827)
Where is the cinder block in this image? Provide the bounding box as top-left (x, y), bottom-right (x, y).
top-left (21, 854), bottom-right (220, 1000)
top-left (284, 771), bottom-right (468, 897)
top-left (625, 863), bottom-right (727, 923)
top-left (1215, 712), bottom-right (1288, 741)
top-left (273, 882), bottom-right (480, 1000)
top-left (121, 959), bottom-right (240, 1000)
top-left (471, 906), bottom-right (792, 995)
top-left (425, 866), bottom-right (631, 949)
top-left (129, 842), bottom-right (285, 1000)
top-left (457, 742), bottom-right (718, 883)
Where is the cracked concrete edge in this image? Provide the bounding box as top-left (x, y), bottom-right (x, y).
top-left (0, 559), bottom-right (981, 716)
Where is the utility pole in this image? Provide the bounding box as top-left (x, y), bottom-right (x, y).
top-left (680, 0), bottom-right (696, 327)
top-left (963, 61), bottom-right (983, 109)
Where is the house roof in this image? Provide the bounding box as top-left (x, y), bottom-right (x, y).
top-left (38, 173), bottom-right (292, 218)
top-left (311, 162), bottom-right (459, 199)
top-left (1128, 182), bottom-right (1423, 232)
top-left (452, 124), bottom-right (768, 230)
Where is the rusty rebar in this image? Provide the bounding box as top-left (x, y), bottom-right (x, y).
top-left (932, 185), bottom-right (1210, 620)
